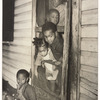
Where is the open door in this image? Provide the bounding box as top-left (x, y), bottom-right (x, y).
top-left (31, 0), bottom-right (72, 100)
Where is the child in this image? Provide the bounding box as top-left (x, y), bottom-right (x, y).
top-left (46, 9), bottom-right (60, 25)
top-left (33, 38), bottom-right (61, 92)
top-left (53, 0), bottom-right (66, 26)
top-left (42, 22), bottom-right (63, 94)
top-left (42, 22), bottom-right (63, 61)
top-left (15, 69), bottom-right (36, 100)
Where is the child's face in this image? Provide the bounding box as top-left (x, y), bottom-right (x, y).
top-left (17, 74), bottom-right (28, 87)
top-left (38, 46), bottom-right (48, 57)
top-left (44, 30), bottom-right (55, 45)
top-left (49, 12), bottom-right (59, 25)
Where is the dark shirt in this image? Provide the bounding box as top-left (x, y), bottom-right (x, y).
top-left (22, 83), bottom-right (37, 100)
top-left (50, 34), bottom-right (63, 61)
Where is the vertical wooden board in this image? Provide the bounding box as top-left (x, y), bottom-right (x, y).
top-left (69, 0), bottom-right (81, 100)
top-left (82, 0), bottom-right (98, 11)
top-left (15, 0), bottom-right (32, 7)
top-left (80, 86), bottom-right (97, 100)
top-left (80, 93), bottom-right (95, 100)
top-left (81, 51), bottom-right (98, 67)
top-left (80, 70), bottom-right (98, 83)
top-left (80, 81), bottom-right (98, 95)
top-left (81, 65), bottom-right (98, 74)
top-left (81, 38), bottom-right (98, 52)
top-left (81, 25), bottom-right (98, 38)
top-left (82, 9), bottom-right (98, 25)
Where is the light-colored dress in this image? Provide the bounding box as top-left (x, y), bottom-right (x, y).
top-left (35, 48), bottom-right (59, 80)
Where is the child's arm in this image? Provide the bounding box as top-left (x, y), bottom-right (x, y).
top-left (26, 86), bottom-right (36, 100)
top-left (34, 54), bottom-right (42, 78)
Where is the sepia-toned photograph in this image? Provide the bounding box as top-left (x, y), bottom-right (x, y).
top-left (2, 0), bottom-right (98, 100)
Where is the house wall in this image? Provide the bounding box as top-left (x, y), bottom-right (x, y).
top-left (80, 0), bottom-right (98, 99)
top-left (2, 0), bottom-right (32, 88)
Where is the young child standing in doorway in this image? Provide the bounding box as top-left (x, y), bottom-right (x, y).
top-left (33, 38), bottom-right (61, 93)
top-left (42, 22), bottom-right (64, 93)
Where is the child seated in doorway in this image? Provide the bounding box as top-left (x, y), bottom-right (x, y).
top-left (33, 38), bottom-right (61, 93)
top-left (15, 69), bottom-right (36, 100)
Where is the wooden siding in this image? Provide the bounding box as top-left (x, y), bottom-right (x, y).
top-left (80, 0), bottom-right (98, 100)
top-left (2, 0), bottom-right (32, 88)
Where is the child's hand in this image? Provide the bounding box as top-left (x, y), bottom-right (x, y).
top-left (54, 61), bottom-right (61, 66)
top-left (16, 85), bottom-right (26, 100)
top-left (6, 95), bottom-right (14, 100)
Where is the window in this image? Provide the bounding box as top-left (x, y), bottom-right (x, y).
top-left (3, 0), bottom-right (15, 41)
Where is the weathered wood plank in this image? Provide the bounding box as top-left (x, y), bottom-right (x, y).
top-left (81, 25), bottom-right (98, 38)
top-left (15, 0), bottom-right (32, 7)
top-left (80, 86), bottom-right (97, 100)
top-left (3, 57), bottom-right (31, 71)
top-left (35, 26), bottom-right (64, 32)
top-left (80, 81), bottom-right (98, 95)
top-left (80, 93), bottom-right (95, 100)
top-left (3, 45), bottom-right (31, 56)
top-left (81, 77), bottom-right (98, 90)
top-left (3, 69), bottom-right (16, 82)
top-left (15, 3), bottom-right (32, 15)
top-left (81, 38), bottom-right (98, 52)
top-left (82, 0), bottom-right (98, 11)
top-left (14, 29), bottom-right (31, 38)
top-left (61, 3), bottom-right (69, 100)
top-left (14, 11), bottom-right (32, 22)
top-left (3, 63), bottom-right (18, 74)
top-left (3, 75), bottom-right (16, 88)
top-left (69, 0), bottom-right (81, 99)
top-left (80, 70), bottom-right (98, 83)
top-left (14, 21), bottom-right (31, 29)
top-left (81, 65), bottom-right (98, 74)
top-left (82, 9), bottom-right (98, 25)
top-left (11, 38), bottom-right (31, 46)
top-left (81, 51), bottom-right (98, 67)
top-left (3, 50), bottom-right (31, 65)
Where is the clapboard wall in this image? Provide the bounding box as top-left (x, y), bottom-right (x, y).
top-left (80, 0), bottom-right (98, 100)
top-left (2, 0), bottom-right (32, 88)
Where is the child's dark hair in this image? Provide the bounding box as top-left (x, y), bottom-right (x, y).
top-left (42, 22), bottom-right (57, 34)
top-left (48, 9), bottom-right (59, 16)
top-left (16, 69), bottom-right (29, 78)
top-left (32, 37), bottom-right (48, 50)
